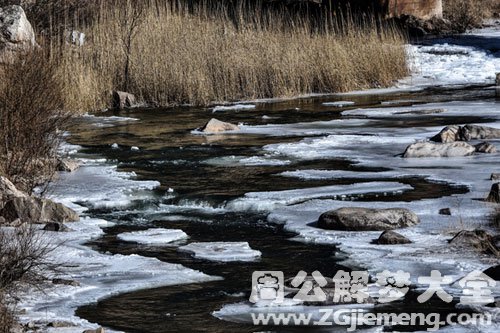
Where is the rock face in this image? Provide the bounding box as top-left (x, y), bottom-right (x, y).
top-left (0, 196), bottom-right (79, 224)
top-left (201, 118), bottom-right (240, 133)
top-left (449, 229), bottom-right (499, 255)
top-left (486, 183), bottom-right (500, 203)
top-left (0, 5), bottom-right (37, 63)
top-left (403, 142), bottom-right (476, 158)
top-left (318, 207), bottom-right (419, 231)
top-left (112, 91), bottom-right (137, 109)
top-left (376, 230), bottom-right (412, 245)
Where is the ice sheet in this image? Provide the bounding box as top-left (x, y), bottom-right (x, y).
top-left (117, 228), bottom-right (189, 245)
top-left (179, 241), bottom-right (262, 262)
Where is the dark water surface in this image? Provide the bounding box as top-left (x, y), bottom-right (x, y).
top-left (68, 84), bottom-right (497, 332)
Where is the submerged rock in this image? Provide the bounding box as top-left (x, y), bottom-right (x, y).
top-left (200, 118), bottom-right (239, 133)
top-left (376, 230), bottom-right (412, 245)
top-left (318, 207), bottom-right (419, 231)
top-left (449, 229), bottom-right (499, 255)
top-left (474, 142), bottom-right (497, 154)
top-left (403, 141), bottom-right (476, 158)
top-left (439, 208), bottom-right (451, 215)
top-left (52, 278), bottom-right (80, 287)
top-left (0, 5), bottom-right (37, 63)
top-left (486, 183), bottom-right (500, 203)
top-left (0, 196), bottom-right (79, 224)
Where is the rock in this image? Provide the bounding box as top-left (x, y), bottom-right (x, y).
top-left (112, 91), bottom-right (137, 109)
top-left (449, 229), bottom-right (499, 254)
top-left (403, 142), bottom-right (476, 158)
top-left (491, 173), bottom-right (500, 181)
top-left (48, 321), bottom-right (74, 328)
top-left (83, 327), bottom-right (105, 333)
top-left (43, 222), bottom-right (70, 232)
top-left (0, 5), bottom-right (37, 63)
top-left (0, 176), bottom-right (26, 202)
top-left (474, 142), bottom-right (497, 154)
top-left (439, 208), bottom-right (451, 215)
top-left (317, 207), bottom-right (419, 231)
top-left (57, 158), bottom-right (80, 172)
top-left (0, 196), bottom-right (79, 224)
top-left (200, 118), bottom-right (239, 133)
top-left (486, 183), bottom-right (500, 203)
top-left (483, 265), bottom-right (500, 281)
top-left (496, 73), bottom-right (500, 86)
top-left (430, 125), bottom-right (462, 143)
top-left (52, 278), bottom-right (80, 287)
top-left (461, 125), bottom-right (500, 141)
top-left (376, 230), bottom-right (412, 245)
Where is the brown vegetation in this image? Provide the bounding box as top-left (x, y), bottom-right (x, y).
top-left (30, 0), bottom-right (409, 109)
top-left (443, 0), bottom-right (499, 32)
top-left (0, 51), bottom-right (70, 192)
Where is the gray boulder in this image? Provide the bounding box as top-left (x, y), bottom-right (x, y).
top-left (112, 91), bottom-right (137, 109)
top-left (318, 207), bottom-right (419, 231)
top-left (0, 196), bottom-right (79, 224)
top-left (403, 141), bottom-right (476, 158)
top-left (474, 142), bottom-right (497, 154)
top-left (461, 125), bottom-right (500, 141)
top-left (201, 118), bottom-right (239, 133)
top-left (430, 125), bottom-right (462, 143)
top-left (0, 5), bottom-right (36, 63)
top-left (376, 230), bottom-right (412, 245)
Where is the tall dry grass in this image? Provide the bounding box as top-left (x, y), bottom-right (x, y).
top-left (50, 0), bottom-right (408, 109)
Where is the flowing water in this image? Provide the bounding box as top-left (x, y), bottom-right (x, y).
top-left (52, 82), bottom-right (498, 332)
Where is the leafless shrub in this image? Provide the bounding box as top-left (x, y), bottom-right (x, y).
top-left (0, 50), bottom-right (71, 193)
top-left (443, 0), bottom-right (497, 32)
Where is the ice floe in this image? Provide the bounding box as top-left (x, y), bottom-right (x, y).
top-left (212, 104), bottom-right (256, 112)
top-left (117, 228), bottom-right (189, 245)
top-left (179, 241), bottom-right (262, 262)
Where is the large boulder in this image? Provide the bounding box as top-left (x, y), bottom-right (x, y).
top-left (376, 230), bottom-right (412, 245)
top-left (461, 125), bottom-right (500, 141)
top-left (0, 196), bottom-right (79, 224)
top-left (0, 5), bottom-right (37, 63)
top-left (403, 142), bottom-right (476, 158)
top-left (318, 207), bottom-right (419, 231)
top-left (200, 118), bottom-right (239, 133)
